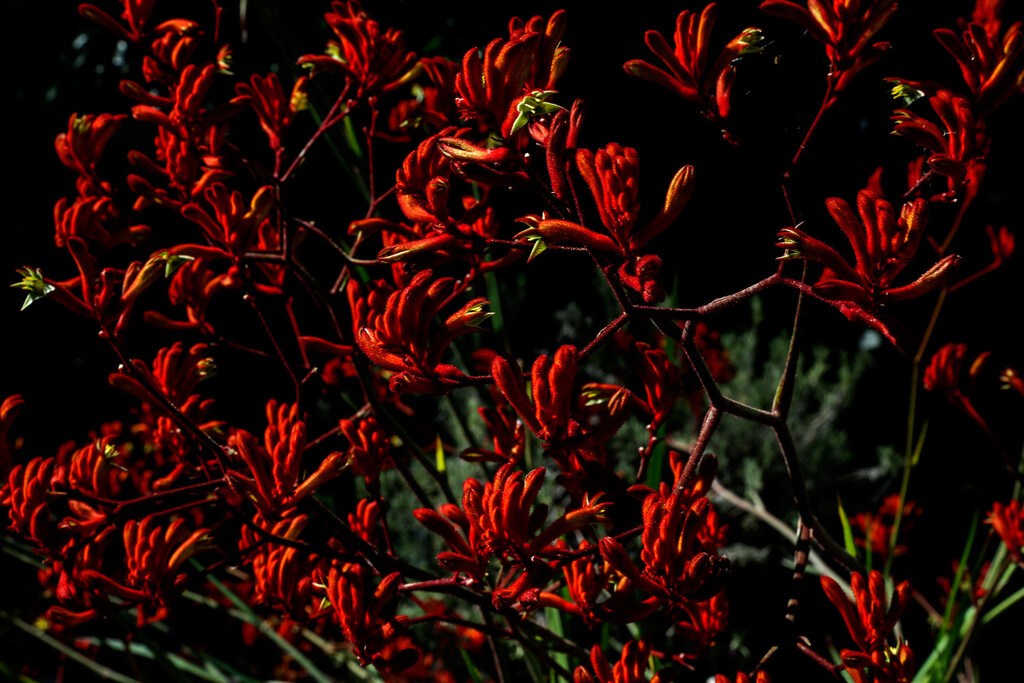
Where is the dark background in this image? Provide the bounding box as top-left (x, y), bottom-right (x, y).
top-left (3, 0), bottom-right (1022, 680)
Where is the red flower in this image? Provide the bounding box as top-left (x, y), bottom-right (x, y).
top-left (3, 457), bottom-right (56, 552)
top-left (235, 73), bottom-right (309, 152)
top-left (78, 0), bottom-right (196, 45)
top-left (416, 463), bottom-right (610, 609)
top-left (81, 515), bottom-right (212, 614)
top-left (576, 144), bottom-right (695, 258)
top-left (180, 183), bottom-right (276, 259)
top-left (892, 91), bottom-right (988, 198)
top-left (986, 499), bottom-right (1023, 563)
top-left (454, 11), bottom-right (568, 138)
top-left (923, 343), bottom-right (993, 433)
top-left (394, 128), bottom-right (459, 226)
top-left (934, 6), bottom-right (1024, 114)
top-left (676, 592), bottom-right (729, 657)
top-left (246, 514), bottom-right (321, 618)
top-left (325, 566), bottom-right (414, 669)
top-left (600, 487), bottom-right (729, 604)
top-left (821, 571), bottom-right (914, 683)
top-left (55, 113), bottom-right (127, 197)
top-left (355, 270), bottom-right (491, 393)
top-left (387, 56), bottom-right (459, 133)
top-left (492, 345), bottom-right (631, 448)
top-left (634, 342), bottom-right (684, 430)
top-left (760, 0), bottom-right (896, 95)
top-left (338, 416), bottom-right (393, 491)
top-left (573, 641), bottom-right (664, 683)
top-left (624, 4), bottom-right (762, 131)
top-left (228, 402), bottom-right (347, 517)
top-left (777, 190), bottom-right (959, 343)
top-left (297, 1), bottom-right (419, 98)
top-left (850, 494), bottom-right (919, 560)
top-left (0, 395), bottom-right (24, 476)
top-left (715, 672), bottom-right (770, 683)
top-left (460, 406), bottom-right (525, 465)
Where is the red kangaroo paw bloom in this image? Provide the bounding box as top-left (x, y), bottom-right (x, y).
top-left (556, 541), bottom-right (605, 622)
top-left (518, 145), bottom-right (692, 300)
top-left (55, 113), bottom-right (127, 197)
top-left (460, 406), bottom-right (525, 465)
top-left (248, 514), bottom-right (323, 618)
top-left (549, 540), bottom-right (658, 625)
top-left (79, 1), bottom-right (195, 45)
top-left (601, 486), bottom-right (729, 604)
top-left (575, 144), bottom-right (695, 256)
top-left (761, 0), bottom-right (896, 95)
top-left (143, 257), bottom-right (238, 335)
top-left (79, 1), bottom-right (155, 43)
top-left (715, 672), bottom-right (770, 683)
top-left (356, 270), bottom-right (490, 394)
top-left (4, 457), bottom-right (57, 552)
top-left (387, 56), bottom-right (459, 133)
top-left (67, 437), bottom-right (126, 502)
top-left (675, 592), bottom-right (729, 657)
top-left (126, 62), bottom-right (246, 209)
top-left (493, 345), bottom-right (632, 449)
top-left (540, 99), bottom-right (586, 202)
top-left (436, 136), bottom-right (534, 188)
top-left (108, 342), bottom-right (216, 411)
top-left (181, 183), bottom-right (276, 259)
top-left (574, 641), bottom-right (664, 683)
top-left (514, 215), bottom-right (618, 260)
top-left (326, 566), bottom-right (413, 669)
top-left (454, 11), bottom-right (568, 138)
top-left (892, 91), bottom-right (988, 198)
top-left (54, 195), bottom-right (149, 252)
top-left (492, 345), bottom-right (577, 443)
top-left (113, 515), bottom-right (212, 607)
top-left (777, 190), bottom-right (959, 343)
top-left (395, 128), bottom-right (460, 225)
top-left (634, 342), bottom-right (684, 430)
top-left (821, 571), bottom-right (914, 683)
top-left (338, 416), bottom-right (392, 491)
top-left (297, 1), bottom-right (419, 98)
top-left (850, 494), bottom-right (919, 560)
top-left (230, 402), bottom-right (347, 516)
top-left (986, 500), bottom-right (1024, 563)
top-left (934, 9), bottom-right (1024, 115)
top-left (107, 343), bottom-right (221, 470)
top-left (416, 464), bottom-right (611, 598)
top-left (624, 4), bottom-right (762, 129)
top-left (473, 465), bottom-right (609, 560)
top-left (235, 73), bottom-right (308, 152)
top-left (413, 501), bottom-right (488, 580)
top-left (0, 395), bottom-right (24, 476)
top-left (923, 343), bottom-right (993, 432)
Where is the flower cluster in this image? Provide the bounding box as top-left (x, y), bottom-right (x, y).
top-left (4, 0), bottom-right (1023, 680)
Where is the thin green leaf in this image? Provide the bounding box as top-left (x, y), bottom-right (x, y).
top-left (941, 512), bottom-right (979, 628)
top-left (460, 648), bottom-right (485, 683)
top-left (837, 495), bottom-right (859, 560)
top-left (910, 421), bottom-right (928, 467)
top-left (545, 606), bottom-right (570, 675)
top-left (203, 569), bottom-right (334, 683)
top-left (645, 424), bottom-right (667, 489)
top-left (1, 611), bottom-right (136, 683)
